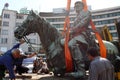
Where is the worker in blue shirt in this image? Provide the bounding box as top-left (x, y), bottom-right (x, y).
top-left (15, 51), bottom-right (37, 75)
top-left (0, 39), bottom-right (24, 80)
top-left (4, 39), bottom-right (25, 56)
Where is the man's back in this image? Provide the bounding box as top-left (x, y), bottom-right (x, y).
top-left (0, 54), bottom-right (15, 79)
top-left (89, 56), bottom-right (114, 80)
top-left (0, 54), bottom-right (13, 65)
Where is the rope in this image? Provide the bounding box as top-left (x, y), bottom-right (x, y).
top-left (23, 36), bottom-right (39, 53)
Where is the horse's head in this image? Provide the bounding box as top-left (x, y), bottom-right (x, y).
top-left (14, 10), bottom-right (39, 39)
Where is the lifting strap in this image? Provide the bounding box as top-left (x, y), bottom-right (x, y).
top-left (23, 36), bottom-right (38, 53)
top-left (63, 0), bottom-right (73, 72)
top-left (82, 0), bottom-right (106, 58)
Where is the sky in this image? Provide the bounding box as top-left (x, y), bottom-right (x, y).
top-left (0, 0), bottom-right (120, 14)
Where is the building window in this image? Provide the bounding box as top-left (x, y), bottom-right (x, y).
top-left (16, 15), bottom-right (24, 19)
top-left (46, 18), bottom-right (65, 22)
top-left (1, 30), bottom-right (8, 35)
top-left (53, 24), bottom-right (64, 28)
top-left (102, 20), bottom-right (108, 24)
top-left (4, 13), bottom-right (10, 19)
top-left (70, 17), bottom-right (75, 21)
top-left (109, 26), bottom-right (116, 30)
top-left (0, 38), bottom-right (8, 44)
top-left (109, 19), bottom-right (114, 24)
top-left (95, 21), bottom-right (102, 25)
top-left (16, 22), bottom-right (22, 27)
top-left (111, 32), bottom-right (118, 37)
top-left (117, 12), bottom-right (120, 16)
top-left (92, 12), bottom-right (120, 19)
top-left (3, 21), bottom-right (9, 26)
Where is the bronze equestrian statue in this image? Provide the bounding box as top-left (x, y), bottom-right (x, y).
top-left (14, 1), bottom-right (119, 79)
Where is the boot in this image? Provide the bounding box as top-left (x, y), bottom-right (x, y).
top-left (65, 44), bottom-right (86, 79)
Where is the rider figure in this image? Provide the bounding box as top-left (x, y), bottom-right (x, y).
top-left (69, 1), bottom-right (91, 44)
top-left (67, 1), bottom-right (91, 78)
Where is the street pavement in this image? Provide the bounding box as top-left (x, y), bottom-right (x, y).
top-left (4, 73), bottom-right (76, 80)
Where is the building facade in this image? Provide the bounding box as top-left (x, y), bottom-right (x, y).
top-left (0, 16), bottom-right (1, 34)
top-left (0, 9), bottom-right (40, 52)
top-left (0, 6), bottom-right (120, 52)
top-left (91, 6), bottom-right (120, 40)
top-left (40, 6), bottom-right (120, 41)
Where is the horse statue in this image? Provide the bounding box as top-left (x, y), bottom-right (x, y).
top-left (14, 11), bottom-right (119, 79)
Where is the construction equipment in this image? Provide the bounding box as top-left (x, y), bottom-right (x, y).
top-left (101, 25), bottom-right (113, 41)
top-left (113, 18), bottom-right (120, 80)
top-left (114, 18), bottom-right (120, 53)
top-left (100, 21), bottom-right (120, 53)
top-left (115, 18), bottom-right (120, 43)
